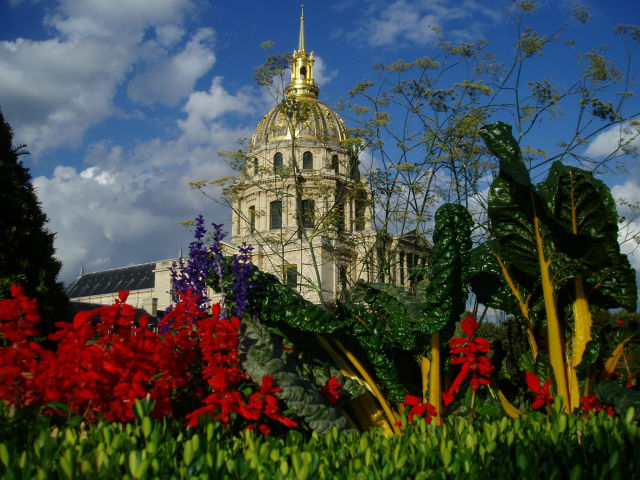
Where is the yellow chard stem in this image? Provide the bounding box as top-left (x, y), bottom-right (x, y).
top-left (493, 249), bottom-right (538, 360)
top-left (570, 295), bottom-right (593, 364)
top-left (421, 356), bottom-right (430, 404)
top-left (566, 173), bottom-right (589, 409)
top-left (331, 338), bottom-right (402, 435)
top-left (429, 332), bottom-right (443, 426)
top-left (314, 334), bottom-right (395, 435)
top-left (532, 195), bottom-right (573, 412)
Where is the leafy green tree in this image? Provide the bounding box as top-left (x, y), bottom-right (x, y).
top-left (343, 2), bottom-right (640, 285)
top-left (0, 108), bottom-right (68, 334)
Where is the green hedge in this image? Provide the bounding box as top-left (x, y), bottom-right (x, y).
top-left (1, 401), bottom-right (638, 479)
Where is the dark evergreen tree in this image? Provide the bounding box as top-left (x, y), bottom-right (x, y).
top-left (0, 108), bottom-right (68, 335)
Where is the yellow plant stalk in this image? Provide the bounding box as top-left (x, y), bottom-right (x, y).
top-left (568, 278), bottom-right (591, 409)
top-left (526, 327), bottom-right (538, 361)
top-left (568, 173), bottom-right (593, 370)
top-left (314, 334), bottom-right (395, 434)
top-left (602, 336), bottom-right (635, 380)
top-left (496, 387), bottom-right (522, 418)
top-left (329, 337), bottom-right (402, 435)
top-left (493, 250), bottom-right (537, 360)
top-left (532, 196), bottom-right (573, 412)
top-left (429, 333), bottom-right (443, 426)
top-left (421, 356), bottom-right (430, 404)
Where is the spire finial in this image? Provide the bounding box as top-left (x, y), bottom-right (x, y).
top-left (298, 4), bottom-right (305, 52)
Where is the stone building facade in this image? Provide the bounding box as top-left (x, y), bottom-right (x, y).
top-left (66, 10), bottom-right (430, 313)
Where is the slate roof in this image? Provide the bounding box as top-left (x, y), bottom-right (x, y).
top-left (65, 262), bottom-right (157, 298)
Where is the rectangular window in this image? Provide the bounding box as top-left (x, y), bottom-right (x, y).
top-left (331, 155), bottom-right (339, 174)
top-left (354, 201), bottom-right (365, 232)
top-left (249, 206), bottom-right (256, 233)
top-left (270, 200), bottom-right (282, 229)
top-left (286, 265), bottom-right (298, 289)
top-left (339, 265), bottom-right (347, 291)
top-left (301, 199), bottom-right (315, 228)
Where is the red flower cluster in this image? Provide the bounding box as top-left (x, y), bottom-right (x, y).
top-left (396, 395), bottom-right (437, 425)
top-left (443, 315), bottom-right (494, 406)
top-left (320, 376), bottom-right (342, 405)
top-left (0, 286), bottom-right (298, 432)
top-left (580, 394), bottom-right (615, 416)
top-left (182, 302), bottom-right (298, 432)
top-left (0, 285), bottom-right (53, 407)
top-left (525, 371), bottom-right (553, 409)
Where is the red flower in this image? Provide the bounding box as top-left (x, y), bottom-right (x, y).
top-left (580, 394), bottom-right (615, 416)
top-left (320, 376), bottom-right (342, 405)
top-left (443, 315), bottom-right (494, 405)
top-left (525, 371), bottom-right (553, 409)
top-left (396, 395), bottom-right (437, 425)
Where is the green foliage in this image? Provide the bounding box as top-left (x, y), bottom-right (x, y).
top-left (471, 121), bottom-right (637, 411)
top-left (595, 382), bottom-right (640, 420)
top-left (472, 121), bottom-right (637, 318)
top-left (0, 108), bottom-right (68, 335)
top-left (2, 399), bottom-right (639, 479)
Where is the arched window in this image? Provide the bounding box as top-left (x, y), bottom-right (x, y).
top-left (253, 158), bottom-right (258, 175)
top-left (303, 151), bottom-right (313, 170)
top-left (273, 152), bottom-right (283, 172)
top-left (300, 66), bottom-right (307, 80)
top-left (270, 200), bottom-right (282, 229)
top-left (301, 199), bottom-right (315, 228)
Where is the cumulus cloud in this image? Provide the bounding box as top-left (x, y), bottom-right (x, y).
top-left (30, 71), bottom-right (263, 284)
top-left (352, 0), bottom-right (501, 47)
top-left (313, 56), bottom-right (338, 86)
top-left (0, 0), bottom-right (207, 156)
top-left (177, 77), bottom-right (258, 143)
top-left (584, 122), bottom-right (640, 159)
top-left (127, 28), bottom-right (216, 106)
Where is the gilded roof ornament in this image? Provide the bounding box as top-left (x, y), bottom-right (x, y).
top-left (286, 5), bottom-right (319, 99)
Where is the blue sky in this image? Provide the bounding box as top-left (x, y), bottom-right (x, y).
top-left (1, 0), bottom-right (638, 291)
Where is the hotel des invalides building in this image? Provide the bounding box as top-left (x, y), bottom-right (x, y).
top-left (65, 11), bottom-right (430, 316)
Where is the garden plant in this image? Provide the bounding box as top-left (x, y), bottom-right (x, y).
top-left (1, 123), bottom-right (639, 477)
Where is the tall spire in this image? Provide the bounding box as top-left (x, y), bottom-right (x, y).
top-left (286, 5), bottom-right (319, 99)
top-left (298, 5), bottom-right (305, 52)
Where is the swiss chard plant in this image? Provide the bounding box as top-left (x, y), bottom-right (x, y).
top-left (470, 121), bottom-right (637, 413)
top-left (211, 203), bottom-right (474, 433)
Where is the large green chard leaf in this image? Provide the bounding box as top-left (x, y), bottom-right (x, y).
top-left (238, 315), bottom-right (351, 433)
top-left (469, 241), bottom-right (523, 315)
top-left (538, 161), bottom-right (637, 311)
top-left (350, 281), bottom-right (419, 349)
top-left (418, 203), bottom-right (473, 335)
top-left (476, 121), bottom-right (637, 413)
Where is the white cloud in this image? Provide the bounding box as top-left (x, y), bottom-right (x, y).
top-left (313, 56), bottom-right (338, 86)
top-left (353, 0), bottom-right (501, 47)
top-left (584, 122), bottom-right (640, 159)
top-left (0, 0), bottom-right (203, 156)
top-left (178, 77), bottom-right (258, 143)
top-left (0, 35), bottom-right (129, 154)
top-left (155, 24), bottom-right (185, 47)
top-left (127, 28), bottom-right (216, 106)
top-left (32, 78), bottom-right (262, 284)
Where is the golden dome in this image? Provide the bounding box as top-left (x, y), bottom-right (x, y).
top-left (249, 98), bottom-right (347, 150)
top-left (248, 7), bottom-right (347, 151)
